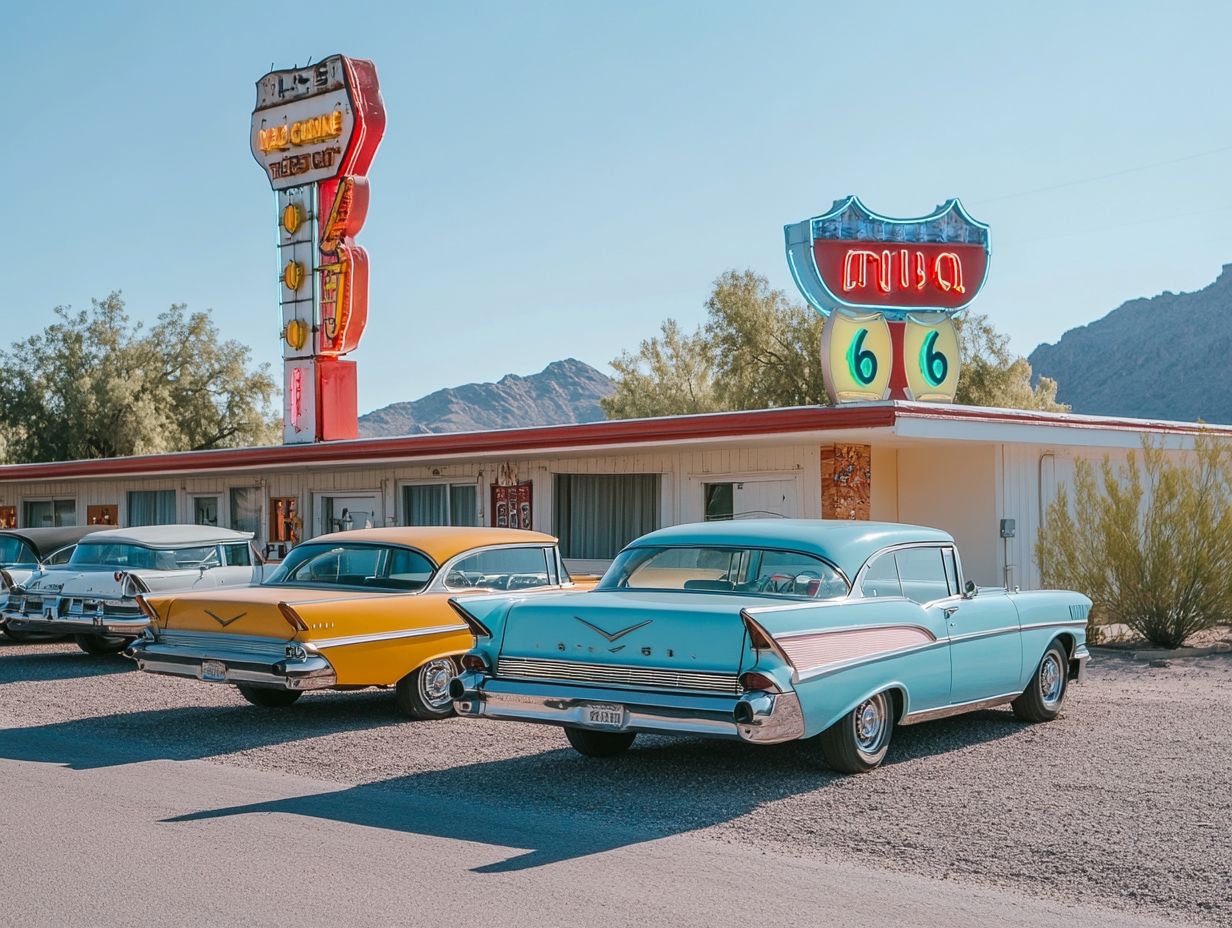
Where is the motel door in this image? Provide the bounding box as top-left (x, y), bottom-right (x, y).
top-left (734, 479), bottom-right (798, 519)
top-left (317, 493), bottom-right (384, 536)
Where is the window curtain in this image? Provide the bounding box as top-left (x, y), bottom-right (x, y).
top-left (449, 484), bottom-right (477, 526)
top-left (128, 490), bottom-right (175, 527)
top-left (229, 488), bottom-right (262, 535)
top-left (554, 474), bottom-right (661, 559)
top-left (405, 485), bottom-right (449, 526)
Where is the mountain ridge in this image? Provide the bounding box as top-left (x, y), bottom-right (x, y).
top-left (1029, 264), bottom-right (1232, 423)
top-left (358, 358), bottom-right (615, 437)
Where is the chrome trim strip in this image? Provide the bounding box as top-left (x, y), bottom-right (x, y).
top-left (154, 629), bottom-right (291, 657)
top-left (899, 691), bottom-right (1021, 726)
top-left (946, 624), bottom-right (1021, 644)
top-left (310, 623), bottom-right (468, 650)
top-left (494, 656), bottom-right (742, 695)
top-left (772, 621), bottom-right (937, 642)
top-left (1019, 618), bottom-right (1088, 632)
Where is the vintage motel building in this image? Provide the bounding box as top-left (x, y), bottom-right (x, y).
top-left (0, 401), bottom-right (1221, 591)
top-left (1, 61), bottom-right (1215, 589)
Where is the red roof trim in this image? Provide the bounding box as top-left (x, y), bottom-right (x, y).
top-left (0, 404), bottom-right (896, 482)
top-left (1, 401), bottom-right (1225, 483)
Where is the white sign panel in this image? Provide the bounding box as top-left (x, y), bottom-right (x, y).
top-left (251, 56), bottom-right (357, 191)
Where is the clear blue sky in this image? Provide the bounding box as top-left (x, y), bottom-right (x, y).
top-left (5, 1), bottom-right (1231, 413)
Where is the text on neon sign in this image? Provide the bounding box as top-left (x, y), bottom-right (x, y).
top-left (842, 249), bottom-right (965, 296)
top-left (258, 111), bottom-right (344, 153)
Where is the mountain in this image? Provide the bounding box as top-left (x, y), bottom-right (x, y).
top-left (1029, 264), bottom-right (1232, 422)
top-left (358, 358), bottom-right (615, 437)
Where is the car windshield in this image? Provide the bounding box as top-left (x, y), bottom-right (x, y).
top-left (597, 545), bottom-right (848, 599)
top-left (264, 543), bottom-right (435, 592)
top-left (0, 537), bottom-right (37, 566)
top-left (68, 543), bottom-right (219, 570)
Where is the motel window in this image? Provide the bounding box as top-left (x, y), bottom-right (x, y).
top-left (127, 491), bottom-right (176, 527)
top-left (229, 487), bottom-right (262, 536)
top-left (402, 484), bottom-right (478, 527)
top-left (193, 496), bottom-right (220, 527)
top-left (704, 483), bottom-right (734, 521)
top-left (553, 474), bottom-right (661, 560)
top-left (22, 498), bottom-right (76, 528)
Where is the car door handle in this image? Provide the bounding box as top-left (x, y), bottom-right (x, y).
top-left (943, 606), bottom-right (959, 618)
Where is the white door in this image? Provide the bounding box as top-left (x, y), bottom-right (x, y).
top-left (733, 479), bottom-right (797, 519)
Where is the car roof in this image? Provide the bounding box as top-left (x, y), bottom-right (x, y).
top-left (0, 525), bottom-right (110, 558)
top-left (302, 526), bottom-right (558, 564)
top-left (625, 519), bottom-right (954, 579)
top-left (76, 524), bottom-right (254, 548)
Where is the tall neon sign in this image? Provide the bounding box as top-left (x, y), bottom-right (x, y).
top-left (250, 55), bottom-right (386, 443)
top-left (785, 197), bottom-right (990, 404)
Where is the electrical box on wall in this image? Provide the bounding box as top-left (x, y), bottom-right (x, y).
top-left (1000, 518), bottom-right (1016, 538)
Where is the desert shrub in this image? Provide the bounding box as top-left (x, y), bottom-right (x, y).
top-left (1036, 435), bottom-right (1232, 649)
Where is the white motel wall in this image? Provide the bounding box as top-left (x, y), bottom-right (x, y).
top-left (0, 402), bottom-right (1220, 590)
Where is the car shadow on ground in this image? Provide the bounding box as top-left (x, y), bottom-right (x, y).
top-left (164, 710), bottom-right (1026, 873)
top-left (0, 693), bottom-right (408, 768)
top-left (0, 643), bottom-right (135, 683)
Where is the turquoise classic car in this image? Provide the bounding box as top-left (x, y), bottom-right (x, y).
top-left (450, 520), bottom-right (1091, 773)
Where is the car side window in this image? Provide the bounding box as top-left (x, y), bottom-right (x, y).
top-left (942, 547), bottom-right (960, 596)
top-left (860, 553), bottom-right (902, 598)
top-left (895, 547), bottom-right (951, 605)
top-left (446, 547), bottom-right (551, 591)
top-left (222, 543), bottom-right (252, 567)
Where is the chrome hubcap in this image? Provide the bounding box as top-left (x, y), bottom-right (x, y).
top-left (1039, 653), bottom-right (1064, 708)
top-left (853, 693), bottom-right (888, 753)
top-left (419, 658), bottom-right (455, 707)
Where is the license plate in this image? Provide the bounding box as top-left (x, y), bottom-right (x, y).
top-left (200, 660), bottom-right (227, 682)
top-left (581, 703), bottom-right (626, 728)
top-left (68, 600), bottom-right (83, 616)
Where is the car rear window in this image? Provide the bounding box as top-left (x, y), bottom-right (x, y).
top-left (599, 545), bottom-right (847, 599)
top-left (265, 543), bottom-right (435, 592)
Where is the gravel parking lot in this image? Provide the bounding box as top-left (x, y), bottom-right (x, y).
top-left (1, 639), bottom-right (1229, 926)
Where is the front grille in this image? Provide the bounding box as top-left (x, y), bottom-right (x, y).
top-left (495, 656), bottom-right (741, 695)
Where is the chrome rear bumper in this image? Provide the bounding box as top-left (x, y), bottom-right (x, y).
top-left (451, 672), bottom-right (804, 744)
top-left (126, 639), bottom-right (337, 690)
top-left (4, 613), bottom-right (147, 638)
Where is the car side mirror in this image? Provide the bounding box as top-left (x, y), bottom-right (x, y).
top-left (963, 579), bottom-right (978, 599)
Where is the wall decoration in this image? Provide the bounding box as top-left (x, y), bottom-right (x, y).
top-left (86, 504), bottom-right (118, 526)
top-left (0, 506), bottom-right (15, 529)
top-left (491, 482), bottom-right (532, 530)
top-left (821, 444), bottom-right (871, 520)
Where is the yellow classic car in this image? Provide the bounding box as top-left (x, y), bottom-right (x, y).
top-left (126, 526), bottom-right (589, 718)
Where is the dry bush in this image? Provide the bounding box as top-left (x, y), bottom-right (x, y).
top-left (1036, 436), bottom-right (1232, 649)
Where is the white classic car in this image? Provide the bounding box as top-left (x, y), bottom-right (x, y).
top-left (3, 525), bottom-right (264, 654)
top-left (0, 526), bottom-right (112, 641)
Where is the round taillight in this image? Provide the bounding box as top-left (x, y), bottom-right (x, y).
top-left (460, 654), bottom-right (487, 672)
top-left (740, 671), bottom-right (781, 693)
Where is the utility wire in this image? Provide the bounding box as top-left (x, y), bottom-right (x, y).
top-left (972, 143), bottom-right (1232, 205)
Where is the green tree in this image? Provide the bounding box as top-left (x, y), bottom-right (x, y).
top-left (954, 313), bottom-right (1065, 411)
top-left (1036, 436), bottom-right (1232, 648)
top-left (603, 270), bottom-right (1064, 418)
top-left (0, 293), bottom-right (280, 463)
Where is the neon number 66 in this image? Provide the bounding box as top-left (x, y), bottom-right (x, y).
top-left (847, 329), bottom-right (878, 386)
top-left (921, 330), bottom-right (948, 386)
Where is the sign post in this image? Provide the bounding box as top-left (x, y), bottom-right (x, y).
top-left (785, 197), bottom-right (990, 404)
top-left (250, 55), bottom-right (386, 442)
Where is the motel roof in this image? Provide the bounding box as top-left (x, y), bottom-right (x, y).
top-left (0, 401), bottom-right (1227, 483)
